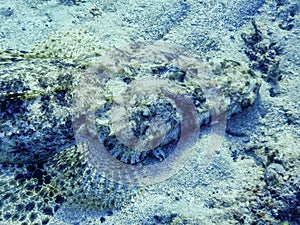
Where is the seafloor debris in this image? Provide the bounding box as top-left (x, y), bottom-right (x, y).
top-left (241, 20), bottom-right (283, 96)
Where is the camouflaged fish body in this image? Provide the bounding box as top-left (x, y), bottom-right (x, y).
top-left (0, 52), bottom-right (78, 163)
top-left (0, 146), bottom-right (138, 225)
top-left (0, 29), bottom-right (261, 224)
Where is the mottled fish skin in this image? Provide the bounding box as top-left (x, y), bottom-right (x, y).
top-left (0, 50), bottom-right (80, 164)
top-left (0, 42), bottom-right (141, 224)
top-left (0, 145), bottom-right (138, 225)
top-left (0, 28), bottom-right (105, 164)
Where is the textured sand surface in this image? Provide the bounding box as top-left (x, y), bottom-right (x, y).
top-left (0, 0), bottom-right (299, 224)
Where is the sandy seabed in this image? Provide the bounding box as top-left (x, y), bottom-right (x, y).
top-left (0, 0), bottom-right (299, 224)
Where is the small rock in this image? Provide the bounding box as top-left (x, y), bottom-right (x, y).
top-left (264, 163), bottom-right (286, 186)
top-left (0, 7), bottom-right (14, 17)
top-left (242, 136), bottom-right (250, 143)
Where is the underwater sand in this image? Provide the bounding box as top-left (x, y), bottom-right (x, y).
top-left (0, 0), bottom-right (299, 224)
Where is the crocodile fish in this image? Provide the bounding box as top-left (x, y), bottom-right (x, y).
top-left (0, 29), bottom-right (260, 224)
